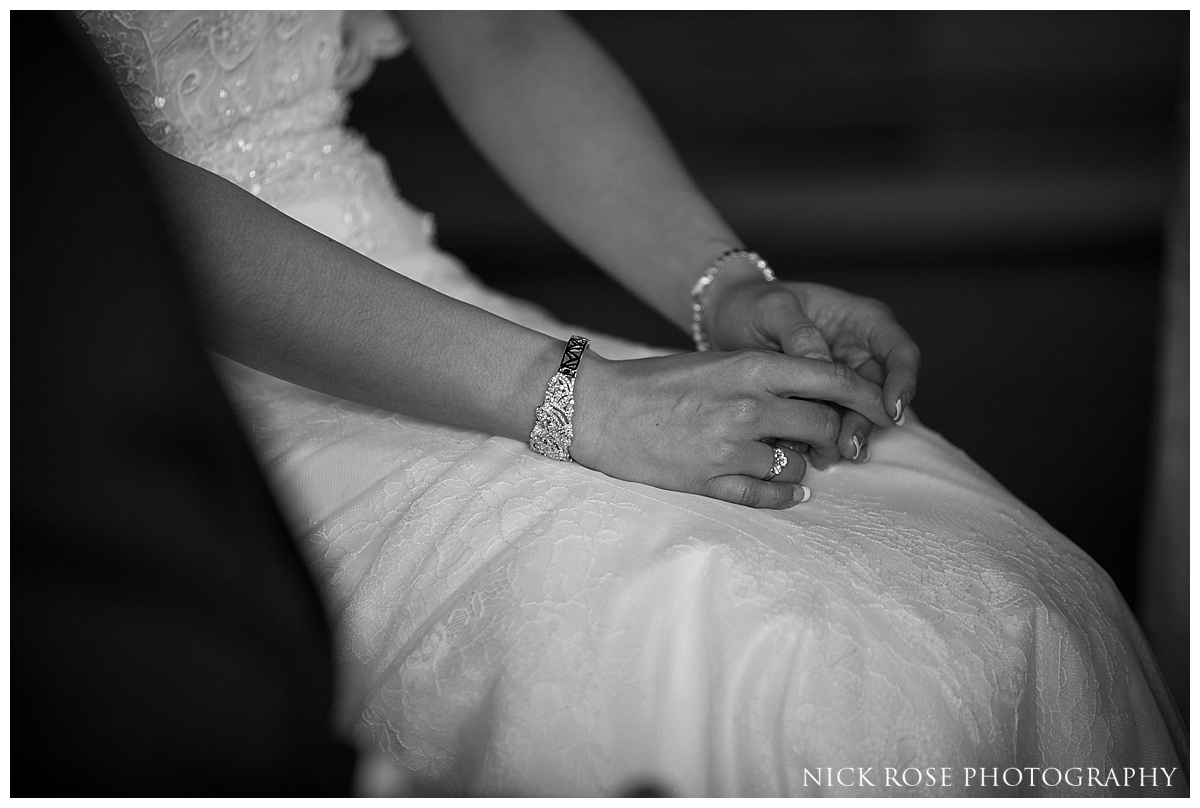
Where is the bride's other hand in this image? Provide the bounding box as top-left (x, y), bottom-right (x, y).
top-left (570, 349), bottom-right (892, 509)
top-left (705, 278), bottom-right (921, 470)
top-left (399, 12), bottom-right (913, 476)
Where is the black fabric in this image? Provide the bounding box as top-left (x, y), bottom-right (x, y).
top-left (11, 12), bottom-right (355, 795)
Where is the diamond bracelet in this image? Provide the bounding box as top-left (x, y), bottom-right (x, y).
top-left (528, 335), bottom-right (589, 462)
top-left (690, 249), bottom-right (776, 352)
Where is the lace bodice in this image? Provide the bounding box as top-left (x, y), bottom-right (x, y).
top-left (78, 11), bottom-right (433, 257)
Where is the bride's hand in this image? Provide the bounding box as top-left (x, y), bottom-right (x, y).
top-left (570, 349), bottom-right (893, 509)
top-left (704, 280), bottom-right (921, 470)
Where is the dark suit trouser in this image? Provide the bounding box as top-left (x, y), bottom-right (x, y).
top-left (12, 12), bottom-right (355, 795)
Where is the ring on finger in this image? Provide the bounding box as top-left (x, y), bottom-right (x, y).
top-left (764, 445), bottom-right (788, 481)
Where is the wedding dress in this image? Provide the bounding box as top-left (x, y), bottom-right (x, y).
top-left (78, 11), bottom-right (1187, 797)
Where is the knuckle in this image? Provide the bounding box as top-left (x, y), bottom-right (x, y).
top-left (817, 407), bottom-right (842, 444)
top-left (759, 286), bottom-right (798, 311)
top-left (730, 349), bottom-right (773, 382)
top-left (787, 323), bottom-right (824, 344)
top-left (829, 360), bottom-right (858, 391)
top-left (863, 296), bottom-right (894, 318)
top-left (698, 477), bottom-right (721, 499)
top-left (892, 340), bottom-right (921, 366)
top-left (707, 477), bottom-right (786, 510)
top-left (727, 395), bottom-right (761, 427)
top-left (711, 437), bottom-right (740, 464)
top-left (731, 482), bottom-right (768, 509)
top-left (707, 477), bottom-right (756, 508)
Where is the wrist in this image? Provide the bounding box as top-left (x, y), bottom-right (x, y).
top-left (566, 349), bottom-right (616, 470)
top-left (706, 253), bottom-right (770, 298)
top-left (690, 249), bottom-right (776, 351)
top-left (527, 335), bottom-right (591, 462)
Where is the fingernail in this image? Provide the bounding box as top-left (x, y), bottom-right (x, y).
top-left (864, 446), bottom-right (871, 462)
top-left (792, 485), bottom-right (811, 505)
top-left (851, 434), bottom-right (862, 461)
top-left (804, 352), bottom-right (832, 362)
top-left (893, 397), bottom-right (906, 426)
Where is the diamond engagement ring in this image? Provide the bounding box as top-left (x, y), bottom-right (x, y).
top-left (764, 446), bottom-right (788, 481)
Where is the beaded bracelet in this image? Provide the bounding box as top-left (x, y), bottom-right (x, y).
top-left (529, 335), bottom-right (589, 462)
top-left (690, 249), bottom-right (776, 351)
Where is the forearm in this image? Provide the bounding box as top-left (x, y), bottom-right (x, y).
top-left (399, 11), bottom-right (763, 333)
top-left (146, 146), bottom-right (562, 442)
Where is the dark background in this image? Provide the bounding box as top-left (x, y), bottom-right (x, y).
top-left (347, 11), bottom-right (1187, 605)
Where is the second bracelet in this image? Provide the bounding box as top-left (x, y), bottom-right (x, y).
top-left (690, 249), bottom-right (776, 352)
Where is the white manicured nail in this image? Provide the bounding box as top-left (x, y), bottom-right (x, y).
top-left (894, 398), bottom-right (906, 426)
top-left (793, 485), bottom-right (811, 505)
top-left (851, 435), bottom-right (862, 461)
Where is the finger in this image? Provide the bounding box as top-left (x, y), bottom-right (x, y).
top-left (757, 397), bottom-right (844, 450)
top-left (774, 438), bottom-right (810, 456)
top-left (867, 323), bottom-right (921, 423)
top-left (755, 442), bottom-right (807, 484)
top-left (839, 410), bottom-right (875, 463)
top-left (704, 475), bottom-right (811, 510)
top-left (755, 287), bottom-right (832, 361)
top-left (844, 361), bottom-right (884, 443)
top-left (808, 410), bottom-right (851, 470)
top-left (852, 357), bottom-right (886, 386)
top-left (749, 353), bottom-right (891, 426)
top-left (808, 441), bottom-right (841, 471)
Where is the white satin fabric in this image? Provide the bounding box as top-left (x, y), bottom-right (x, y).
top-left (80, 11), bottom-right (1186, 796)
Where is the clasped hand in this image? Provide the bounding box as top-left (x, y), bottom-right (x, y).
top-left (706, 278), bottom-right (921, 471)
top-left (571, 349), bottom-right (896, 509)
top-left (570, 280), bottom-right (920, 509)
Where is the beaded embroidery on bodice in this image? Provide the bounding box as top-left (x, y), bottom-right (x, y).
top-left (78, 11), bottom-right (433, 256)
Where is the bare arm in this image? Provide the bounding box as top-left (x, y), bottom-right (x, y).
top-left (143, 144), bottom-right (893, 509)
top-left (397, 10), bottom-right (763, 333)
top-left (147, 146), bottom-right (563, 444)
top-left (398, 11), bottom-right (920, 461)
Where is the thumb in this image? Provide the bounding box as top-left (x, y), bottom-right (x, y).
top-left (757, 287), bottom-right (832, 361)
